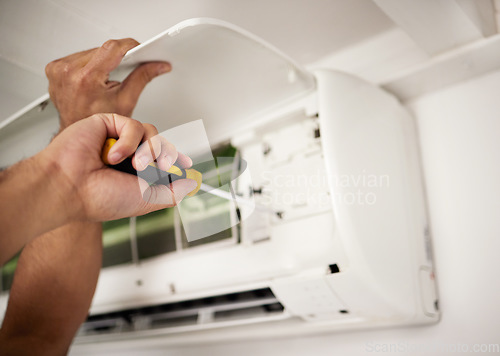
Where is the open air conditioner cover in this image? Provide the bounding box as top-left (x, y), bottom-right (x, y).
top-left (111, 18), bottom-right (316, 143)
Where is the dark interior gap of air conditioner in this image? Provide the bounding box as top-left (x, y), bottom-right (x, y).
top-left (79, 287), bottom-right (285, 337)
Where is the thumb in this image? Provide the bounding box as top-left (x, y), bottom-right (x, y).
top-left (119, 61), bottom-right (171, 110)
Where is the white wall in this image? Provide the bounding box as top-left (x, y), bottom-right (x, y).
top-left (70, 70), bottom-right (500, 355)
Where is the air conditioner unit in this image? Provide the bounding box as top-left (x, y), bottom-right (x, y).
top-left (0, 18), bottom-right (439, 345)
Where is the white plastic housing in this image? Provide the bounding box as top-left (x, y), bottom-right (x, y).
top-left (314, 69), bottom-right (438, 322)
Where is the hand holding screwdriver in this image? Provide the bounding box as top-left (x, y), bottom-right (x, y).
top-left (102, 138), bottom-right (202, 197)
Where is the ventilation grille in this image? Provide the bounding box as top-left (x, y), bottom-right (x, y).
top-left (77, 288), bottom-right (285, 341)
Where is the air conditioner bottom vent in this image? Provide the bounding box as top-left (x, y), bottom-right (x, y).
top-left (77, 288), bottom-right (286, 342)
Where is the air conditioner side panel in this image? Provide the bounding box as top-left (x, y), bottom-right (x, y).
top-left (315, 69), bottom-right (438, 323)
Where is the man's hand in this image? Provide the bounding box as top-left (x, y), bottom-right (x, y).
top-left (45, 38), bottom-right (171, 129)
top-left (0, 113), bottom-right (196, 263)
top-left (41, 113), bottom-right (197, 222)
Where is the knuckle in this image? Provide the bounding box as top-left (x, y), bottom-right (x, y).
top-left (87, 113), bottom-right (107, 126)
top-left (165, 141), bottom-right (176, 153)
top-left (102, 39), bottom-right (119, 51)
top-left (140, 66), bottom-right (156, 83)
top-left (60, 61), bottom-right (73, 75)
top-left (45, 59), bottom-right (72, 79)
top-left (128, 118), bottom-right (145, 133)
top-left (103, 38), bottom-right (139, 56)
top-left (131, 118), bottom-right (143, 128)
top-left (45, 61), bottom-right (55, 77)
top-left (91, 113), bottom-right (107, 121)
top-left (143, 123), bottom-right (158, 135)
top-left (124, 37), bottom-right (140, 47)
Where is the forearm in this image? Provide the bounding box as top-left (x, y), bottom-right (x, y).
top-left (0, 221), bottom-right (102, 355)
top-left (0, 154), bottom-right (76, 264)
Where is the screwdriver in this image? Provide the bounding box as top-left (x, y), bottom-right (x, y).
top-left (102, 138), bottom-right (281, 217)
top-left (101, 138), bottom-right (202, 196)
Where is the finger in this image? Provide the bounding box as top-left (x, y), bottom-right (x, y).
top-left (68, 47), bottom-right (99, 67)
top-left (170, 179), bottom-right (198, 204)
top-left (133, 135), bottom-right (178, 172)
top-left (156, 137), bottom-right (178, 171)
top-left (132, 124), bottom-right (158, 170)
top-left (175, 152), bottom-right (193, 169)
top-left (142, 122), bottom-right (159, 140)
top-left (97, 113), bottom-right (145, 164)
top-left (84, 38), bottom-right (140, 77)
top-left (133, 136), bottom-right (161, 171)
top-left (119, 61), bottom-right (172, 108)
top-left (140, 179), bottom-right (198, 207)
top-left (134, 124), bottom-right (177, 171)
top-left (132, 123), bottom-right (159, 170)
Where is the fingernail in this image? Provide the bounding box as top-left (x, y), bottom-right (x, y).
top-left (109, 152), bottom-right (122, 164)
top-left (158, 62), bottom-right (171, 74)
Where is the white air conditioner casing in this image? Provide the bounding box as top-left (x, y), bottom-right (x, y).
top-left (0, 18), bottom-right (439, 346)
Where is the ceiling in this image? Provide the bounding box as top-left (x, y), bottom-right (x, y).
top-left (0, 0), bottom-right (395, 121)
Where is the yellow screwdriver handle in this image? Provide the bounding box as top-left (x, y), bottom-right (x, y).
top-left (101, 138), bottom-right (202, 197)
